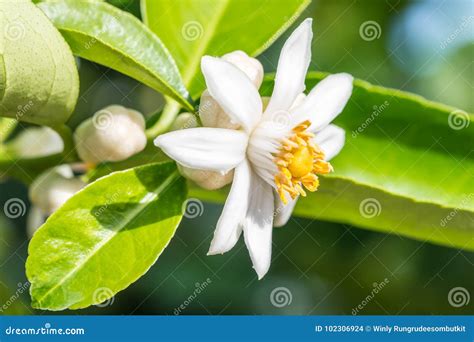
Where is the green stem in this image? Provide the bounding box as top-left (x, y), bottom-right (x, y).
top-left (53, 124), bottom-right (78, 162)
top-left (145, 97), bottom-right (184, 139)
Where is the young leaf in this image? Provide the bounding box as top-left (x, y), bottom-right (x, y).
top-left (141, 0), bottom-right (310, 97)
top-left (0, 0), bottom-right (79, 126)
top-left (26, 162), bottom-right (187, 310)
top-left (38, 0), bottom-right (193, 111)
top-left (192, 72), bottom-right (474, 251)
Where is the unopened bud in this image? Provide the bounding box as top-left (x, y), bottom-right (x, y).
top-left (9, 127), bottom-right (63, 158)
top-left (74, 105), bottom-right (147, 164)
top-left (170, 112), bottom-right (198, 131)
top-left (199, 51), bottom-right (263, 130)
top-left (222, 50), bottom-right (263, 88)
top-left (178, 164), bottom-right (233, 190)
top-left (29, 165), bottom-right (85, 215)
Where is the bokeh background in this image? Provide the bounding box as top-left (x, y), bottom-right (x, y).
top-left (1, 0), bottom-right (473, 315)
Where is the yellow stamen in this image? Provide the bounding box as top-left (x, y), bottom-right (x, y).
top-left (274, 120), bottom-right (333, 203)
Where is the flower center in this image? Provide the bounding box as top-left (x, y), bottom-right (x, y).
top-left (274, 120), bottom-right (333, 204)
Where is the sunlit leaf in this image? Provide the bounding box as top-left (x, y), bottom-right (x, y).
top-left (39, 0), bottom-right (193, 110)
top-left (141, 0), bottom-right (310, 97)
top-left (192, 72), bottom-right (474, 251)
top-left (26, 162), bottom-right (187, 310)
top-left (0, 0), bottom-right (79, 126)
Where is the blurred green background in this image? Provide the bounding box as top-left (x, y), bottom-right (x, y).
top-left (1, 0), bottom-right (473, 315)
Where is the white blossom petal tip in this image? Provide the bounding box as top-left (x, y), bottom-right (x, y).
top-left (154, 128), bottom-right (248, 172)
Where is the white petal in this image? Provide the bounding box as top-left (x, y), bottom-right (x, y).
top-left (201, 56), bottom-right (262, 132)
top-left (273, 193), bottom-right (298, 227)
top-left (314, 124), bottom-right (346, 161)
top-left (291, 73), bottom-right (353, 132)
top-left (243, 173), bottom-right (274, 279)
top-left (264, 19), bottom-right (313, 118)
top-left (154, 128), bottom-right (248, 172)
top-left (208, 160), bottom-right (251, 255)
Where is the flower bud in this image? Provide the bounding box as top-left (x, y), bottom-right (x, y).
top-left (9, 127), bottom-right (63, 158)
top-left (178, 164), bottom-right (233, 190)
top-left (29, 165), bottom-right (85, 215)
top-left (74, 105), bottom-right (147, 164)
top-left (199, 51), bottom-right (263, 130)
top-left (222, 50), bottom-right (264, 88)
top-left (170, 112), bottom-right (198, 131)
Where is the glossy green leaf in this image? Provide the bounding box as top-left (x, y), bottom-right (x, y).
top-left (141, 0), bottom-right (310, 97)
top-left (26, 162), bottom-right (187, 310)
top-left (0, 0), bottom-right (79, 126)
top-left (0, 117), bottom-right (17, 143)
top-left (39, 0), bottom-right (193, 111)
top-left (192, 72), bottom-right (474, 251)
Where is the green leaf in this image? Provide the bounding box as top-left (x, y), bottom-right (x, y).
top-left (38, 0), bottom-right (193, 111)
top-left (0, 117), bottom-right (17, 143)
top-left (141, 0), bottom-right (310, 97)
top-left (0, 0), bottom-right (79, 126)
top-left (26, 162), bottom-right (187, 310)
top-left (192, 72), bottom-right (474, 251)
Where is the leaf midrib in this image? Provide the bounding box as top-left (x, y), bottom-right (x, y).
top-left (35, 169), bottom-right (180, 306)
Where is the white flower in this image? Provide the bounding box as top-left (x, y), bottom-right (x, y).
top-left (178, 50), bottom-right (263, 190)
top-left (9, 127), bottom-right (63, 158)
top-left (28, 165), bottom-right (85, 237)
top-left (74, 105), bottom-right (147, 164)
top-left (155, 19), bottom-right (353, 279)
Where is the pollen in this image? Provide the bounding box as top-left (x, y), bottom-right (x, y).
top-left (274, 120), bottom-right (333, 204)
